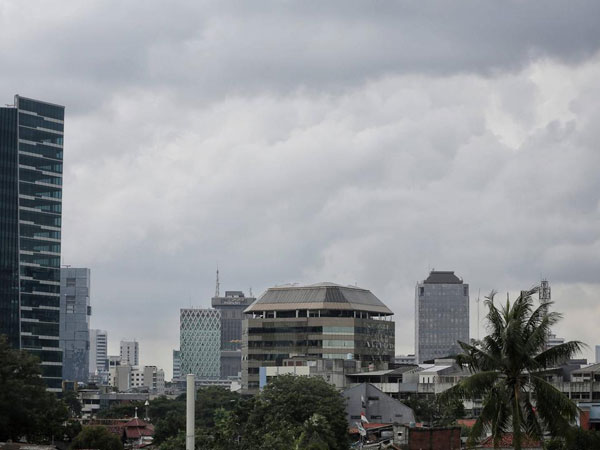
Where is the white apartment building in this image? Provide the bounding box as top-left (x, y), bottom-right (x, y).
top-left (120, 340), bottom-right (139, 366)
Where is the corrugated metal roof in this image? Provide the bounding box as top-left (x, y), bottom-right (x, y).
top-left (245, 282), bottom-right (393, 315)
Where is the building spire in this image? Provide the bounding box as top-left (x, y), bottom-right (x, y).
top-left (215, 266), bottom-right (220, 297)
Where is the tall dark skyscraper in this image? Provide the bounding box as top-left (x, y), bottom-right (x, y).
top-left (0, 95), bottom-right (64, 391)
top-left (415, 270), bottom-right (469, 363)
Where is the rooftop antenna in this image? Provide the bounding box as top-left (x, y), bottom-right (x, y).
top-left (215, 266), bottom-right (220, 297)
top-left (539, 278), bottom-right (551, 303)
top-left (249, 287), bottom-right (253, 297)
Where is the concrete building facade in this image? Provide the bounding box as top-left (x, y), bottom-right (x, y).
top-left (0, 95), bottom-right (65, 391)
top-left (242, 282), bottom-right (395, 394)
top-left (415, 271), bottom-right (469, 363)
top-left (211, 290), bottom-right (255, 378)
top-left (172, 349), bottom-right (181, 382)
top-left (89, 329), bottom-right (108, 375)
top-left (59, 267), bottom-right (91, 383)
top-left (120, 340), bottom-right (139, 366)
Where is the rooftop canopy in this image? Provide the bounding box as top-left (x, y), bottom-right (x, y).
top-left (423, 270), bottom-right (463, 284)
top-left (244, 282), bottom-right (393, 315)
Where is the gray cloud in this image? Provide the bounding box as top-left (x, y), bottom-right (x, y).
top-left (1, 1), bottom-right (599, 374)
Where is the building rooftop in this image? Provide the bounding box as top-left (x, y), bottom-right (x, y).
top-left (423, 271), bottom-right (463, 284)
top-left (245, 282), bottom-right (393, 315)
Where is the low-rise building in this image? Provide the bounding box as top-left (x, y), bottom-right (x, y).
top-left (343, 383), bottom-right (415, 425)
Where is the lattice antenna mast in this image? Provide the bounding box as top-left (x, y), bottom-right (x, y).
top-left (539, 279), bottom-right (551, 303)
top-left (215, 267), bottom-right (220, 297)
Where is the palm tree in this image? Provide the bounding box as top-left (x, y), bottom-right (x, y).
top-left (441, 287), bottom-right (584, 449)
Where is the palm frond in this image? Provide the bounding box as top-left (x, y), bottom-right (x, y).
top-left (530, 375), bottom-right (578, 436)
top-left (534, 341), bottom-right (585, 369)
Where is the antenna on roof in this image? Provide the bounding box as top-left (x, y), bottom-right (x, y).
top-left (215, 266), bottom-right (220, 297)
top-left (249, 287), bottom-right (253, 297)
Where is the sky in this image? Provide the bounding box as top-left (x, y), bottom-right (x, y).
top-left (2, 1), bottom-right (600, 379)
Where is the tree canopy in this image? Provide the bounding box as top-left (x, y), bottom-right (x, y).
top-left (0, 335), bottom-right (69, 442)
top-left (441, 288), bottom-right (583, 449)
top-left (71, 426), bottom-right (123, 450)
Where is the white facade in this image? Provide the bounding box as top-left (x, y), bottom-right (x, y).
top-left (109, 364), bottom-right (165, 394)
top-left (596, 345), bottom-right (600, 364)
top-left (120, 340), bottom-right (139, 366)
top-left (89, 329), bottom-right (108, 375)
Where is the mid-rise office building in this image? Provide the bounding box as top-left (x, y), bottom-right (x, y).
top-left (120, 339), bottom-right (139, 366)
top-left (212, 290), bottom-right (255, 378)
top-left (60, 267), bottom-right (91, 382)
top-left (242, 282), bottom-right (395, 394)
top-left (415, 271), bottom-right (469, 363)
top-left (180, 308), bottom-right (221, 379)
top-left (172, 349), bottom-right (181, 382)
top-left (0, 95), bottom-right (65, 391)
top-left (89, 329), bottom-right (108, 374)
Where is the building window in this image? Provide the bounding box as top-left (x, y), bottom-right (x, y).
top-left (464, 286), bottom-right (469, 296)
top-left (66, 278), bottom-right (76, 287)
top-left (419, 287), bottom-right (424, 296)
top-left (370, 415), bottom-right (382, 420)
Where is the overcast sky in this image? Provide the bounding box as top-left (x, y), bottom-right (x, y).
top-left (2, 1), bottom-right (600, 378)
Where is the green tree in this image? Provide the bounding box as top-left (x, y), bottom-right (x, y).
top-left (0, 335), bottom-right (68, 442)
top-left (64, 390), bottom-right (83, 417)
top-left (441, 288), bottom-right (583, 449)
top-left (71, 426), bottom-right (123, 450)
top-left (220, 375), bottom-right (349, 450)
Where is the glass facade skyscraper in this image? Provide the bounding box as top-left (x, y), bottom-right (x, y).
top-left (415, 271), bottom-right (469, 363)
top-left (0, 95), bottom-right (64, 391)
top-left (60, 267), bottom-right (91, 383)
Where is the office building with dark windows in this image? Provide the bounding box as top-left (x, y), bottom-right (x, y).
top-left (60, 267), bottom-right (91, 383)
top-left (241, 282), bottom-right (395, 394)
top-left (211, 290), bottom-right (255, 378)
top-left (0, 95), bottom-right (64, 391)
top-left (415, 270), bottom-right (469, 363)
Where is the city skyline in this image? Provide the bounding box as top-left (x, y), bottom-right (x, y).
top-left (2, 1), bottom-right (600, 379)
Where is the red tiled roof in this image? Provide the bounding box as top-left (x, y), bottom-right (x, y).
top-left (478, 433), bottom-right (542, 448)
top-left (457, 418), bottom-right (477, 428)
top-left (125, 427), bottom-right (154, 439)
top-left (124, 418), bottom-right (150, 428)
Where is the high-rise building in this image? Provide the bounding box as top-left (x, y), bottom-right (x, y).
top-left (0, 95), bottom-right (65, 391)
top-left (120, 340), bottom-right (139, 366)
top-left (242, 282), bottom-right (395, 394)
top-left (415, 271), bottom-right (469, 363)
top-left (180, 308), bottom-right (221, 379)
top-left (89, 329), bottom-right (108, 374)
top-left (60, 267), bottom-right (91, 382)
top-left (172, 349), bottom-right (181, 382)
top-left (211, 290), bottom-right (255, 378)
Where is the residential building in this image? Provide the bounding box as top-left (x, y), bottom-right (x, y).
top-left (89, 329), bottom-right (108, 375)
top-left (211, 290), bottom-right (255, 378)
top-left (120, 339), bottom-right (139, 366)
top-left (343, 383), bottom-right (415, 425)
top-left (0, 95), bottom-right (65, 391)
top-left (60, 267), bottom-right (91, 383)
top-left (180, 308), bottom-right (221, 379)
top-left (415, 271), bottom-right (469, 363)
top-left (172, 349), bottom-right (181, 382)
top-left (242, 282), bottom-right (395, 394)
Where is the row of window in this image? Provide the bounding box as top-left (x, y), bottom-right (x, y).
top-left (19, 112), bottom-right (64, 132)
top-left (19, 142), bottom-right (63, 160)
top-left (18, 98), bottom-right (65, 121)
